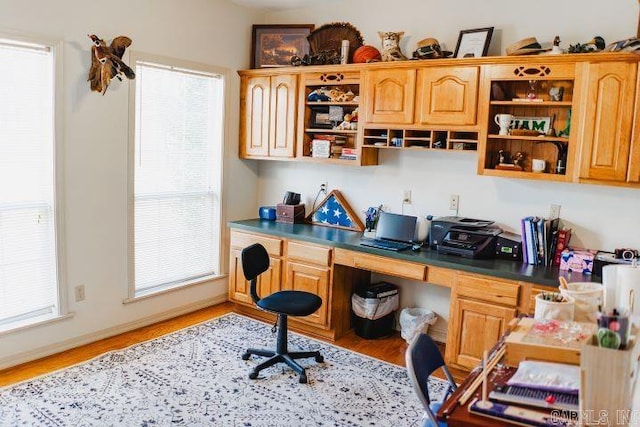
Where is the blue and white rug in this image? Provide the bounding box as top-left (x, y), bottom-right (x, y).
top-left (0, 313), bottom-right (446, 426)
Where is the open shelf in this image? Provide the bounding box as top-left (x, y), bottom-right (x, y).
top-left (481, 71), bottom-right (575, 178)
top-left (363, 128), bottom-right (478, 151)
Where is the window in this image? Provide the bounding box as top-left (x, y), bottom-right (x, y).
top-left (130, 54), bottom-right (225, 297)
top-left (0, 37), bottom-right (62, 332)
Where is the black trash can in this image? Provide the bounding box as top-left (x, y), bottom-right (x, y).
top-left (351, 282), bottom-right (399, 339)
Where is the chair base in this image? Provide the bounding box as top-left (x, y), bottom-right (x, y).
top-left (242, 313), bottom-right (323, 383)
top-left (242, 348), bottom-right (324, 383)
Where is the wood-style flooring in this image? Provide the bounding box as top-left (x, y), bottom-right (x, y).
top-left (0, 302), bottom-right (467, 387)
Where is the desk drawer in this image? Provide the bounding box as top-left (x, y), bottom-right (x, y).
top-left (230, 231), bottom-right (283, 256)
top-left (287, 241), bottom-right (332, 266)
top-left (334, 248), bottom-right (426, 281)
top-left (456, 272), bottom-right (520, 307)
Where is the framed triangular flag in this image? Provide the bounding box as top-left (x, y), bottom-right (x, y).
top-left (307, 190), bottom-right (364, 231)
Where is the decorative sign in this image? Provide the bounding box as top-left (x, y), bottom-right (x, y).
top-left (307, 190), bottom-right (364, 231)
top-left (510, 116), bottom-right (551, 134)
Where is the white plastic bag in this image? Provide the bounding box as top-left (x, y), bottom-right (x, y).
top-left (399, 307), bottom-right (437, 343)
top-left (351, 293), bottom-right (399, 320)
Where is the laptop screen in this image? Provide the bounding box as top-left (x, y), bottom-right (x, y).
top-left (375, 212), bottom-right (417, 243)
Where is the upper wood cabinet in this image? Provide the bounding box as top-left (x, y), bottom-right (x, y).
top-left (576, 62), bottom-right (638, 183)
top-left (240, 73), bottom-right (298, 159)
top-left (415, 66), bottom-right (479, 126)
top-left (363, 68), bottom-right (416, 124)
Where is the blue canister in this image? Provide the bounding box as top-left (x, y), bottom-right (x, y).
top-left (259, 206), bottom-right (277, 221)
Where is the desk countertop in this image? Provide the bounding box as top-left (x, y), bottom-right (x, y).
top-left (228, 219), bottom-right (598, 288)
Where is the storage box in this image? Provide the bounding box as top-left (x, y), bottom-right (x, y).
top-left (276, 203), bottom-right (305, 224)
top-left (581, 334), bottom-right (640, 422)
top-left (560, 248), bottom-right (596, 274)
top-left (504, 318), bottom-right (596, 366)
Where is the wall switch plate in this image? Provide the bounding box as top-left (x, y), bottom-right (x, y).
top-left (75, 285), bottom-right (85, 302)
top-left (550, 204), bottom-right (561, 219)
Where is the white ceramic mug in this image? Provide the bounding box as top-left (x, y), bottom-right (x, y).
top-left (494, 114), bottom-right (514, 135)
top-left (532, 158), bottom-right (546, 173)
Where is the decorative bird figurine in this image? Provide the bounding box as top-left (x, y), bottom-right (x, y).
top-left (568, 36), bottom-right (606, 53)
top-left (87, 34), bottom-right (135, 95)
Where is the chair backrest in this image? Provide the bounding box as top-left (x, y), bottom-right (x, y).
top-left (405, 333), bottom-right (457, 425)
top-left (241, 243), bottom-right (270, 304)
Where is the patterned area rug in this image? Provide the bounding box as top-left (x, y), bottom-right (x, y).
top-left (0, 313), bottom-right (447, 426)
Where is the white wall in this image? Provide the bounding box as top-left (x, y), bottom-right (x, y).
top-left (259, 0), bottom-right (640, 337)
top-left (0, 0), bottom-right (263, 369)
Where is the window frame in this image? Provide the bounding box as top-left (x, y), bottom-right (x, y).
top-left (126, 51), bottom-right (229, 301)
top-left (0, 33), bottom-right (67, 334)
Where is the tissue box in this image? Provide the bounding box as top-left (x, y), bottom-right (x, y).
top-left (560, 249), bottom-right (596, 274)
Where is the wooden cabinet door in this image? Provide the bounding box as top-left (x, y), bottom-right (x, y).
top-left (229, 248), bottom-right (281, 305)
top-left (242, 75), bottom-right (271, 157)
top-left (363, 68), bottom-right (416, 124)
top-left (448, 298), bottom-right (516, 370)
top-left (269, 74), bottom-right (297, 158)
top-left (577, 62), bottom-right (637, 182)
top-left (284, 261), bottom-right (330, 326)
top-left (415, 67), bottom-right (479, 126)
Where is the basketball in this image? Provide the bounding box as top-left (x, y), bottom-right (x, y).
top-left (353, 45), bottom-right (382, 63)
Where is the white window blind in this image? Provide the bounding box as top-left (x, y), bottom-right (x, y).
top-left (0, 40), bottom-right (58, 329)
top-left (132, 60), bottom-right (224, 295)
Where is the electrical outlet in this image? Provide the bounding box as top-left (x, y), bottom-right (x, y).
top-left (449, 194), bottom-right (459, 211)
top-left (74, 285), bottom-right (85, 302)
top-left (402, 190), bottom-right (411, 204)
top-left (320, 181), bottom-right (328, 195)
top-left (550, 204), bottom-right (561, 219)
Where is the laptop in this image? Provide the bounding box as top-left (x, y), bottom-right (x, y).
top-left (360, 212), bottom-right (417, 251)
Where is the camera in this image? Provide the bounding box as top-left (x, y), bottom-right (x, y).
top-left (615, 248), bottom-right (639, 260)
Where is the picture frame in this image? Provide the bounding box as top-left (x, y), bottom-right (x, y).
top-left (453, 27), bottom-right (494, 59)
top-left (251, 24), bottom-right (315, 68)
top-left (310, 107), bottom-right (334, 129)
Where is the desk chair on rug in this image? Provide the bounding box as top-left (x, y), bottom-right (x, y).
top-left (240, 243), bottom-right (324, 384)
top-left (406, 333), bottom-right (457, 427)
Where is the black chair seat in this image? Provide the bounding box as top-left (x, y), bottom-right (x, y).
top-left (257, 290), bottom-right (322, 317)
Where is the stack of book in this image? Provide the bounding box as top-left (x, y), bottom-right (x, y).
top-left (339, 147), bottom-right (358, 161)
top-left (520, 216), bottom-right (571, 266)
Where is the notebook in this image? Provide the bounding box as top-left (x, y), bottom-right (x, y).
top-left (359, 212), bottom-right (417, 251)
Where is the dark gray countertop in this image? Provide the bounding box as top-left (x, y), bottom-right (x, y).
top-left (229, 219), bottom-right (599, 288)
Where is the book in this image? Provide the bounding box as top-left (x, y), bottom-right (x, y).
top-left (544, 218), bottom-right (560, 266)
top-left (523, 217), bottom-right (537, 265)
top-left (553, 228), bottom-right (572, 266)
top-left (520, 218), bottom-right (529, 264)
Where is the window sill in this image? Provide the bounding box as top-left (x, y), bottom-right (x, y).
top-left (123, 274), bottom-right (227, 304)
top-left (0, 312), bottom-right (74, 337)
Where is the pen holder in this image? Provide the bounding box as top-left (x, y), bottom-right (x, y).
top-left (597, 308), bottom-right (631, 349)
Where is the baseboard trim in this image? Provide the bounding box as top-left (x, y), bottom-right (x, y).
top-left (0, 295), bottom-right (228, 371)
top-left (428, 325), bottom-right (448, 344)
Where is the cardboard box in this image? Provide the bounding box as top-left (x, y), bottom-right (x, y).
top-left (504, 318), bottom-right (596, 366)
top-left (276, 203), bottom-right (305, 224)
top-left (560, 248), bottom-right (596, 274)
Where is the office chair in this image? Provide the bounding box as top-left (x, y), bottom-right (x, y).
top-left (405, 333), bottom-right (457, 427)
top-left (240, 243), bottom-right (324, 384)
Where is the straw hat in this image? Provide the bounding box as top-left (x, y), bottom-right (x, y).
top-left (413, 37), bottom-right (451, 59)
top-left (506, 37), bottom-right (552, 56)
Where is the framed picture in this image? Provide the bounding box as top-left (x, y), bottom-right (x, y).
top-left (453, 27), bottom-right (494, 59)
top-left (310, 107), bottom-right (333, 129)
top-left (251, 24), bottom-right (314, 68)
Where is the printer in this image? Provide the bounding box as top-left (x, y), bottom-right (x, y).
top-left (429, 216), bottom-right (503, 259)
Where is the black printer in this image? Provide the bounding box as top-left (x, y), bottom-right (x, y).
top-left (429, 216), bottom-right (502, 259)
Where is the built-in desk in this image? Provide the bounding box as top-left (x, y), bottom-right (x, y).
top-left (228, 219), bottom-right (597, 370)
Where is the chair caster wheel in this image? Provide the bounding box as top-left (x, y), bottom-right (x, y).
top-left (299, 373), bottom-right (307, 384)
top-left (241, 352), bottom-right (251, 361)
top-left (315, 354), bottom-right (324, 363)
top-left (249, 371), bottom-right (258, 380)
